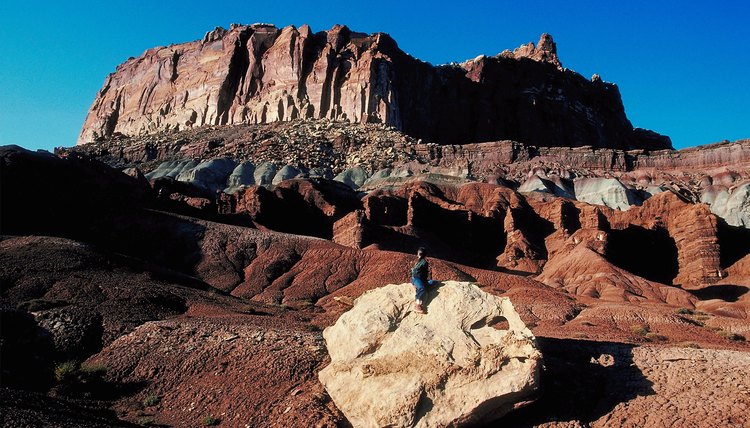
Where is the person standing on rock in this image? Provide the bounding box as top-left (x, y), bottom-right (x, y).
top-left (411, 247), bottom-right (434, 314)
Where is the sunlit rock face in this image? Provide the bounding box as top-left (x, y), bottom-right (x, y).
top-left (319, 281), bottom-right (541, 428)
top-left (78, 24), bottom-right (670, 150)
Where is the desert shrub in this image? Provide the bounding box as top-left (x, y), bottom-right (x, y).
top-left (692, 311), bottom-right (711, 322)
top-left (137, 416), bottom-right (155, 426)
top-left (54, 360), bottom-right (80, 383)
top-left (679, 316), bottom-right (705, 327)
top-left (295, 299), bottom-right (314, 308)
top-left (630, 324), bottom-right (649, 336)
top-left (52, 360), bottom-right (110, 399)
top-left (80, 362), bottom-right (107, 375)
top-left (645, 332), bottom-right (668, 342)
top-left (678, 341), bottom-right (701, 349)
top-left (202, 414), bottom-right (219, 426)
top-left (239, 305), bottom-right (257, 315)
top-left (718, 330), bottom-right (746, 341)
top-left (675, 308), bottom-right (694, 315)
top-left (304, 323), bottom-right (323, 332)
top-left (143, 393), bottom-right (161, 407)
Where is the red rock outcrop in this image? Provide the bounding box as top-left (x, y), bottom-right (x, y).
top-left (79, 24), bottom-right (670, 150)
top-left (500, 33), bottom-right (562, 68)
top-left (605, 192), bottom-right (723, 289)
top-left (233, 178), bottom-right (360, 238)
top-left (332, 210), bottom-right (369, 248)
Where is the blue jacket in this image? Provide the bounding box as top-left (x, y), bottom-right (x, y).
top-left (411, 258), bottom-right (429, 281)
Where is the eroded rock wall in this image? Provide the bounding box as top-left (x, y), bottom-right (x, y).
top-left (79, 24), bottom-right (670, 150)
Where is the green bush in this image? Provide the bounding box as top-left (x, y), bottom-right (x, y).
top-left (53, 360), bottom-right (110, 400)
top-left (136, 416), bottom-right (155, 426)
top-left (54, 360), bottom-right (80, 383)
top-left (202, 414), bottom-right (219, 426)
top-left (629, 324), bottom-right (649, 337)
top-left (143, 393), bottom-right (161, 407)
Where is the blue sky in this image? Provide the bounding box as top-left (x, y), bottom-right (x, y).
top-left (0, 0), bottom-right (747, 151)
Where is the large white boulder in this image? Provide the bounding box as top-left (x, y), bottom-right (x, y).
top-left (319, 281), bottom-right (540, 428)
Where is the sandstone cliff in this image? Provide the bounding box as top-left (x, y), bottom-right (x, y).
top-left (78, 24), bottom-right (671, 150)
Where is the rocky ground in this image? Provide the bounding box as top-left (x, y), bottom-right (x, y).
top-left (497, 340), bottom-right (750, 427)
top-left (65, 120), bottom-right (420, 177)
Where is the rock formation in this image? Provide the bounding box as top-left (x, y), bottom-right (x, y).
top-left (702, 181), bottom-right (750, 228)
top-left (318, 281), bottom-right (541, 427)
top-left (78, 24), bottom-right (670, 150)
top-left (5, 17), bottom-right (750, 428)
top-left (3, 144), bottom-right (750, 428)
top-left (65, 119), bottom-right (750, 230)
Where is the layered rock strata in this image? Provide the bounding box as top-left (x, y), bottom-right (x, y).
top-left (79, 24), bottom-right (670, 150)
top-left (66, 121), bottom-right (749, 225)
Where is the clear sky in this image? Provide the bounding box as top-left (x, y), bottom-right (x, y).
top-left (1, 0), bottom-right (747, 151)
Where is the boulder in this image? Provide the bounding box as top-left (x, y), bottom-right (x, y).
top-left (319, 281), bottom-right (540, 427)
top-left (643, 185), bottom-right (668, 198)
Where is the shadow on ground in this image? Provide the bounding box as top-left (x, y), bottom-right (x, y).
top-left (689, 284), bottom-right (749, 302)
top-left (488, 337), bottom-right (654, 427)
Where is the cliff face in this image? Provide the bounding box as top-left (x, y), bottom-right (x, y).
top-left (79, 24), bottom-right (671, 150)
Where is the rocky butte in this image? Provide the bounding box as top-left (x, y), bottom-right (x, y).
top-left (79, 23), bottom-right (671, 150)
